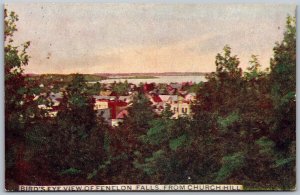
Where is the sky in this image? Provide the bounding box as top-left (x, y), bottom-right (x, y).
top-left (5, 3), bottom-right (296, 74)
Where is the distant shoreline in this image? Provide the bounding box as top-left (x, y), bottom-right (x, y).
top-left (25, 72), bottom-right (209, 77)
top-left (94, 72), bottom-right (209, 77)
top-left (25, 72), bottom-right (209, 82)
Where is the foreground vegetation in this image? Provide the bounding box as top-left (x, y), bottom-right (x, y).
top-left (5, 9), bottom-right (295, 191)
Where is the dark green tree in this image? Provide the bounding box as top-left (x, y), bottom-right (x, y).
top-left (268, 16), bottom-right (296, 189)
top-left (107, 93), bottom-right (156, 183)
top-left (45, 74), bottom-right (106, 184)
top-left (112, 80), bottom-right (129, 96)
top-left (87, 81), bottom-right (102, 95)
top-left (5, 9), bottom-right (49, 189)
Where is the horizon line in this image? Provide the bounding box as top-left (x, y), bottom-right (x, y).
top-left (24, 71), bottom-right (212, 75)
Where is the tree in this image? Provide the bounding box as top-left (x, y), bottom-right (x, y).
top-left (5, 9), bottom-right (48, 189)
top-left (87, 81), bottom-right (102, 95)
top-left (136, 116), bottom-right (195, 184)
top-left (215, 45), bottom-right (242, 82)
top-left (192, 45), bottom-right (272, 186)
top-left (45, 74), bottom-right (107, 184)
top-left (244, 55), bottom-right (267, 81)
top-left (112, 80), bottom-right (129, 96)
top-left (268, 16), bottom-right (296, 189)
top-left (107, 93), bottom-right (156, 183)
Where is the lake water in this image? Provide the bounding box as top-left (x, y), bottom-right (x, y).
top-left (98, 75), bottom-right (207, 85)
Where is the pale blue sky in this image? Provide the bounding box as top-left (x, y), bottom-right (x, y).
top-left (6, 3), bottom-right (296, 73)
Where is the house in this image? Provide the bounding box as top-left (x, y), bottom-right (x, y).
top-left (93, 98), bottom-right (128, 126)
top-left (157, 95), bottom-right (192, 119)
top-left (112, 109), bottom-right (128, 126)
top-left (110, 100), bottom-right (128, 126)
top-left (93, 97), bottom-right (109, 110)
top-left (108, 100), bottom-right (128, 120)
top-left (148, 94), bottom-right (164, 114)
top-left (93, 95), bottom-right (117, 110)
top-left (170, 96), bottom-right (192, 119)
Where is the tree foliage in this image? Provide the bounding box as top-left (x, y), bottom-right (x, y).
top-left (5, 9), bottom-right (48, 189)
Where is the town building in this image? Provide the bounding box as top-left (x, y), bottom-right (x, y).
top-left (93, 97), bottom-right (128, 126)
top-left (169, 96), bottom-right (191, 119)
top-left (158, 94), bottom-right (192, 119)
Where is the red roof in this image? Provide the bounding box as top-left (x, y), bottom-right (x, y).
top-left (116, 110), bottom-right (128, 119)
top-left (143, 83), bottom-right (155, 92)
top-left (152, 95), bottom-right (162, 103)
top-left (108, 100), bottom-right (128, 119)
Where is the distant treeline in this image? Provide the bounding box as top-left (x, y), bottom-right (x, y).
top-left (25, 72), bottom-right (208, 83)
top-left (26, 74), bottom-right (108, 82)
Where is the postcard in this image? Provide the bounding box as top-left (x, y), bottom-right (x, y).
top-left (4, 3), bottom-right (296, 191)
